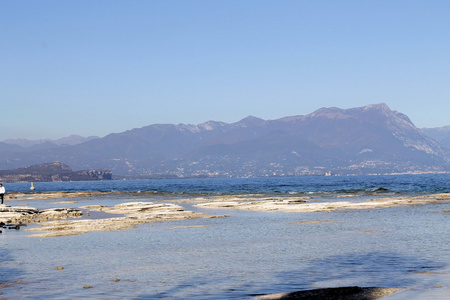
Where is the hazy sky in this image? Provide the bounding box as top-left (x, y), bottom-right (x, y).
top-left (1, 1), bottom-right (449, 140)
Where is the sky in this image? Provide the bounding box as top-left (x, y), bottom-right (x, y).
top-left (1, 0), bottom-right (450, 140)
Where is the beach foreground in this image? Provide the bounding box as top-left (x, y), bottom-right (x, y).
top-left (1, 183), bottom-right (449, 299)
top-left (1, 191), bottom-right (449, 237)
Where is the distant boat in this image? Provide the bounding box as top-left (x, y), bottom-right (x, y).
top-left (30, 182), bottom-right (35, 191)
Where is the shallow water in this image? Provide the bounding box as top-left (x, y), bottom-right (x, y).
top-left (1, 175), bottom-right (450, 299)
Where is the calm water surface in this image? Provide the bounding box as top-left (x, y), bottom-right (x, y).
top-left (1, 175), bottom-right (449, 299)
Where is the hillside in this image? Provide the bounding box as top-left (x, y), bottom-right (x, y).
top-left (422, 126), bottom-right (450, 149)
top-left (0, 162), bottom-right (112, 183)
top-left (0, 104), bottom-right (449, 177)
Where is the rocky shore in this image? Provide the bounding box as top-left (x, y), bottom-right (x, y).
top-left (193, 193), bottom-right (450, 212)
top-left (1, 192), bottom-right (449, 238)
top-left (2, 191), bottom-right (448, 299)
top-left (0, 201), bottom-right (225, 237)
top-left (1, 204), bottom-right (81, 220)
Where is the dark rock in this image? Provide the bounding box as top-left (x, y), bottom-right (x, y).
top-left (255, 286), bottom-right (399, 300)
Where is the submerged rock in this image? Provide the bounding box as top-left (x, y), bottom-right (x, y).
top-left (254, 286), bottom-right (399, 300)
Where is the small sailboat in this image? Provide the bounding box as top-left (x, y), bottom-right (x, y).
top-left (30, 182), bottom-right (35, 191)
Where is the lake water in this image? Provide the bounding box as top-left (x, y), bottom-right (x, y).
top-left (1, 174), bottom-right (450, 299)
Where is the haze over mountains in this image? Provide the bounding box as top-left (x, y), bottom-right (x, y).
top-left (422, 126), bottom-right (450, 150)
top-left (2, 135), bottom-right (99, 149)
top-left (1, 103), bottom-right (450, 178)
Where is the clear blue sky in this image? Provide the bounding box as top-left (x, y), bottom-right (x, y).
top-left (1, 0), bottom-right (449, 140)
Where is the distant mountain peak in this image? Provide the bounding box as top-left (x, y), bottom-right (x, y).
top-left (363, 102), bottom-right (390, 111)
top-left (359, 103), bottom-right (413, 124)
top-left (308, 106), bottom-right (349, 120)
top-left (310, 103), bottom-right (391, 117)
top-left (198, 120), bottom-right (227, 131)
top-left (237, 116), bottom-right (265, 126)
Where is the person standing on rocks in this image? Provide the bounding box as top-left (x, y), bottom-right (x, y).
top-left (0, 183), bottom-right (5, 204)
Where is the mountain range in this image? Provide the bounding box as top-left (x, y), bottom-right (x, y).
top-left (1, 103), bottom-right (450, 178)
top-left (1, 135), bottom-right (99, 150)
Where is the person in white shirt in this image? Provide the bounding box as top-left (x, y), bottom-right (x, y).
top-left (0, 184), bottom-right (5, 204)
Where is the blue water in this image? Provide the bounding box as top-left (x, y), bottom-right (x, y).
top-left (6, 173), bottom-right (450, 195)
top-left (1, 175), bottom-right (450, 299)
